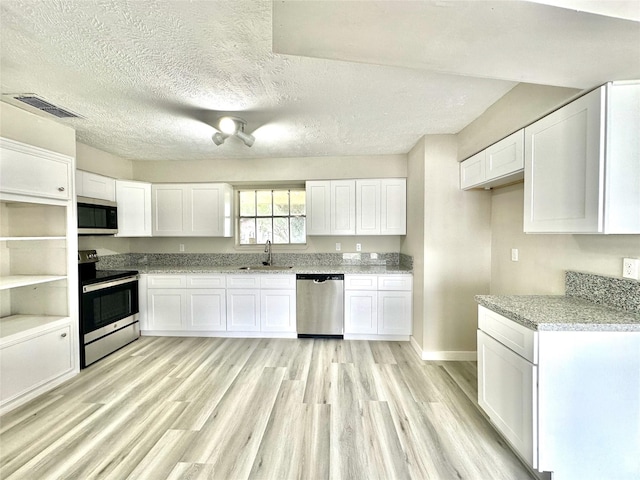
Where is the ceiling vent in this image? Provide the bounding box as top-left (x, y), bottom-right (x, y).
top-left (3, 94), bottom-right (84, 119)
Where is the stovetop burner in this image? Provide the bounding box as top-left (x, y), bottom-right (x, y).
top-left (78, 250), bottom-right (138, 286)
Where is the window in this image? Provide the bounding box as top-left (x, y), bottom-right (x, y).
top-left (238, 189), bottom-right (306, 245)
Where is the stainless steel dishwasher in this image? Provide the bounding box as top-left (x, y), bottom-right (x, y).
top-left (296, 274), bottom-right (344, 338)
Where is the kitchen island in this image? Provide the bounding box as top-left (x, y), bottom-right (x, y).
top-left (475, 272), bottom-right (640, 480)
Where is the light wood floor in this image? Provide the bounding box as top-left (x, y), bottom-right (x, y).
top-left (0, 337), bottom-right (534, 479)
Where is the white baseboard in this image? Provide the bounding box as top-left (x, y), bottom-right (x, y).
top-left (409, 336), bottom-right (476, 361)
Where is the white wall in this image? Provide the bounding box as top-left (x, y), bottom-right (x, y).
top-left (0, 102), bottom-right (75, 156)
top-left (491, 184), bottom-right (640, 294)
top-left (402, 135), bottom-right (491, 359)
top-left (76, 142), bottom-right (133, 179)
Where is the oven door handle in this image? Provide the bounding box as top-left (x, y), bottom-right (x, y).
top-left (83, 275), bottom-right (140, 293)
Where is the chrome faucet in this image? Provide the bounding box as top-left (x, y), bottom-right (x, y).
top-left (263, 239), bottom-right (272, 266)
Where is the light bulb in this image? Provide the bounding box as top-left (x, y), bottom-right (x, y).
top-left (218, 117), bottom-right (238, 135)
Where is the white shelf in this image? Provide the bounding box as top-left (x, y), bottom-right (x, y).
top-left (0, 236), bottom-right (66, 241)
top-left (0, 314), bottom-right (69, 342)
top-left (0, 275), bottom-right (67, 290)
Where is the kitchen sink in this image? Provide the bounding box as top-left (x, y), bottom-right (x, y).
top-left (238, 265), bottom-right (293, 271)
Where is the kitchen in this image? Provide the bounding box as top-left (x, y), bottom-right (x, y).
top-left (1, 1), bottom-right (640, 479)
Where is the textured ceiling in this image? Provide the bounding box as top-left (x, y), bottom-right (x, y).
top-left (0, 1), bottom-right (637, 161)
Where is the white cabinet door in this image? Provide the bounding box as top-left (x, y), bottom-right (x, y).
top-left (187, 289), bottom-right (226, 331)
top-left (486, 130), bottom-right (524, 182)
top-left (147, 289), bottom-right (187, 330)
top-left (524, 87), bottom-right (604, 233)
top-left (477, 330), bottom-right (537, 468)
top-left (260, 289), bottom-right (296, 332)
top-left (460, 151), bottom-right (485, 189)
top-left (0, 138), bottom-right (71, 200)
top-left (356, 179), bottom-right (381, 235)
top-left (152, 185), bottom-right (186, 236)
top-left (152, 183), bottom-right (233, 237)
top-left (377, 291), bottom-right (412, 335)
top-left (306, 181), bottom-right (331, 235)
top-left (226, 289), bottom-right (260, 331)
top-left (116, 180), bottom-right (152, 237)
top-left (78, 171), bottom-right (115, 201)
top-left (380, 178), bottom-right (406, 235)
top-left (345, 290), bottom-right (377, 334)
top-left (0, 323), bottom-right (72, 404)
top-left (331, 180), bottom-right (356, 235)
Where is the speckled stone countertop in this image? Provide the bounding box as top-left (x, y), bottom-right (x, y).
top-left (475, 295), bottom-right (640, 332)
top-left (104, 264), bottom-right (412, 275)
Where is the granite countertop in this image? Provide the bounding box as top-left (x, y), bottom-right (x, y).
top-left (476, 295), bottom-right (640, 332)
top-left (103, 264), bottom-right (412, 275)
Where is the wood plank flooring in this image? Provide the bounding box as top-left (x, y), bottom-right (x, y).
top-left (0, 337), bottom-right (535, 479)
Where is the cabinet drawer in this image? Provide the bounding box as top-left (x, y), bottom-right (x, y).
top-left (147, 275), bottom-right (186, 288)
top-left (478, 306), bottom-right (538, 364)
top-left (226, 275), bottom-right (260, 289)
top-left (378, 275), bottom-right (412, 291)
top-left (345, 275), bottom-right (377, 290)
top-left (260, 274), bottom-right (296, 289)
top-left (187, 275), bottom-right (226, 289)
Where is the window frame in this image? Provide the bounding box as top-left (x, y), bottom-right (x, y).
top-left (236, 187), bottom-right (307, 246)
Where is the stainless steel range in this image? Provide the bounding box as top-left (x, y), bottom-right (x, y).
top-left (78, 250), bottom-right (140, 368)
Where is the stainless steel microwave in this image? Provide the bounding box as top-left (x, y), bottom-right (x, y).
top-left (77, 196), bottom-right (118, 235)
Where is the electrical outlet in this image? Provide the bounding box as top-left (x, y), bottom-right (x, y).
top-left (179, 244), bottom-right (185, 252)
top-left (511, 248), bottom-right (519, 262)
top-left (622, 258), bottom-right (639, 280)
top-left (335, 243), bottom-right (341, 251)
top-left (356, 243), bottom-right (362, 252)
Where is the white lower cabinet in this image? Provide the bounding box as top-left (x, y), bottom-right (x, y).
top-left (143, 274), bottom-right (295, 335)
top-left (344, 274), bottom-right (412, 338)
top-left (477, 305), bottom-right (640, 479)
top-left (0, 321), bottom-right (73, 406)
top-left (226, 289), bottom-right (260, 331)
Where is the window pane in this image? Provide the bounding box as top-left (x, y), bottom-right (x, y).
top-left (273, 190), bottom-right (289, 216)
top-left (240, 218), bottom-right (256, 244)
top-left (239, 191), bottom-right (255, 217)
top-left (273, 217), bottom-right (289, 244)
top-left (256, 217), bottom-right (272, 243)
top-left (290, 190), bottom-right (305, 215)
top-left (290, 217), bottom-right (306, 243)
top-left (256, 191), bottom-right (272, 216)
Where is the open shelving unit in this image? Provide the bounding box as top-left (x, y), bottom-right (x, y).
top-left (0, 137), bottom-right (79, 414)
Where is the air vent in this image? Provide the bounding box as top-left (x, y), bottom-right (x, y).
top-left (3, 94), bottom-right (83, 119)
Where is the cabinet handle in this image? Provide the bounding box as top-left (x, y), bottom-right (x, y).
top-left (61, 332), bottom-right (67, 338)
top-left (58, 187), bottom-right (65, 192)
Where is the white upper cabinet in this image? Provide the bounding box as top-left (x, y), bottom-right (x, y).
top-left (330, 180), bottom-right (356, 235)
top-left (306, 180), bottom-right (355, 235)
top-left (75, 170), bottom-right (115, 201)
top-left (380, 178), bottom-right (406, 235)
top-left (309, 178), bottom-right (406, 236)
top-left (524, 81), bottom-right (640, 234)
top-left (152, 183), bottom-right (233, 237)
top-left (356, 178), bottom-right (407, 235)
top-left (460, 130), bottom-right (524, 190)
top-left (115, 180), bottom-right (152, 237)
top-left (0, 138), bottom-right (71, 201)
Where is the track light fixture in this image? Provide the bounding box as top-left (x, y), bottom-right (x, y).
top-left (212, 116), bottom-right (255, 147)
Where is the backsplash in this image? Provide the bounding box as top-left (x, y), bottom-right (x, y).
top-left (566, 271), bottom-right (640, 313)
top-left (98, 252), bottom-right (410, 269)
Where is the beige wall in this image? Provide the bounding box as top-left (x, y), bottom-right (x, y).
top-left (132, 154), bottom-right (407, 183)
top-left (457, 83), bottom-right (581, 161)
top-left (402, 138), bottom-right (426, 347)
top-left (490, 184), bottom-right (640, 294)
top-left (0, 102), bottom-right (76, 157)
top-left (402, 135), bottom-right (491, 358)
top-left (76, 142), bottom-right (133, 179)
